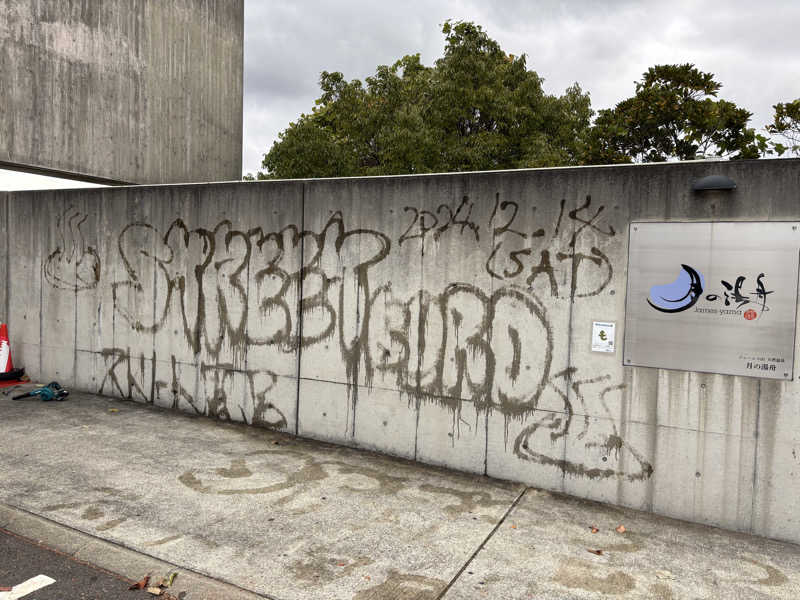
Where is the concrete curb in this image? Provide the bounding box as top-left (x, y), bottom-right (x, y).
top-left (0, 503), bottom-right (272, 600)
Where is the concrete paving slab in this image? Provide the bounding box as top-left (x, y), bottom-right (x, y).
top-left (0, 390), bottom-right (522, 599)
top-left (442, 488), bottom-right (800, 599)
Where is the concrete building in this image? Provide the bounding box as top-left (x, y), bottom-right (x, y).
top-left (0, 0), bottom-right (243, 184)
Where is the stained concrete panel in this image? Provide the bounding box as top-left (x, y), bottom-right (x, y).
top-left (352, 386), bottom-right (418, 459)
top-left (410, 174), bottom-right (494, 475)
top-left (480, 169), bottom-right (581, 491)
top-left (0, 192), bottom-right (7, 321)
top-left (0, 1), bottom-right (243, 184)
top-left (7, 191), bottom-right (46, 376)
top-left (298, 378), bottom-right (353, 445)
top-left (752, 378), bottom-right (800, 542)
top-left (649, 423), bottom-right (756, 532)
top-left (559, 172), bottom-right (655, 507)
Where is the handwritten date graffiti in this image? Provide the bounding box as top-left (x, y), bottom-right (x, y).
top-left (398, 195), bottom-right (481, 248)
top-left (486, 195), bottom-right (616, 299)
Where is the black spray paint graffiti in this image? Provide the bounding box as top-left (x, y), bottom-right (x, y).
top-left (44, 194), bottom-right (651, 482)
top-left (109, 212), bottom-right (552, 422)
top-left (43, 206), bottom-right (100, 291)
top-left (98, 348), bottom-right (287, 430)
top-left (112, 212), bottom-right (388, 354)
top-left (365, 283), bottom-right (553, 421)
top-left (513, 372), bottom-right (653, 481)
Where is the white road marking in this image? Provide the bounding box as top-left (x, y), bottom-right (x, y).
top-left (0, 574), bottom-right (56, 599)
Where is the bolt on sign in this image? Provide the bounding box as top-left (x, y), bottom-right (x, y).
top-left (623, 222), bottom-right (799, 380)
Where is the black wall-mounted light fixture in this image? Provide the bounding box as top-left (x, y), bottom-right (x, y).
top-left (691, 174), bottom-right (736, 192)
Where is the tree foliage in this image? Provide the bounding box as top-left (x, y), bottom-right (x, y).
top-left (247, 29), bottom-right (785, 179)
top-left (253, 21), bottom-right (593, 179)
top-left (766, 99), bottom-right (800, 156)
top-left (584, 64), bottom-right (763, 164)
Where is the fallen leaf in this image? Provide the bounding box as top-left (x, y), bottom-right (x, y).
top-left (364, 576), bottom-right (371, 581)
top-left (0, 587), bottom-right (12, 592)
top-left (510, 524), bottom-right (517, 529)
top-left (655, 570), bottom-right (675, 580)
top-left (129, 575), bottom-right (150, 590)
top-left (587, 549), bottom-right (604, 556)
top-left (164, 572), bottom-right (177, 587)
top-left (616, 524), bottom-right (626, 534)
top-left (590, 526), bottom-right (599, 533)
top-left (337, 563), bottom-right (346, 567)
top-left (109, 408), bottom-right (119, 413)
top-left (147, 586), bottom-right (164, 596)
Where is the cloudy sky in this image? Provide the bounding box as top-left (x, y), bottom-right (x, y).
top-left (2, 0), bottom-right (798, 189)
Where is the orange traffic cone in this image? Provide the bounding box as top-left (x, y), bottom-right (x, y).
top-left (0, 323), bottom-right (13, 373)
top-left (0, 323), bottom-right (24, 385)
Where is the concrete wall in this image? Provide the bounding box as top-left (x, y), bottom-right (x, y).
top-left (3, 159), bottom-right (800, 543)
top-left (0, 191), bottom-right (6, 321)
top-left (0, 0), bottom-right (243, 184)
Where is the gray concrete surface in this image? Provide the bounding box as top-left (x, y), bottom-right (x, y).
top-left (443, 489), bottom-right (800, 599)
top-left (0, 0), bottom-right (243, 184)
top-left (3, 159), bottom-right (800, 545)
top-left (1, 389), bottom-right (800, 599)
top-left (0, 190), bottom-right (6, 319)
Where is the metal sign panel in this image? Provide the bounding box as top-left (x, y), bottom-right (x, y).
top-left (624, 222), bottom-right (799, 379)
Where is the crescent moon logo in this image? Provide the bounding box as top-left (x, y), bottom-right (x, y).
top-left (647, 264), bottom-right (705, 313)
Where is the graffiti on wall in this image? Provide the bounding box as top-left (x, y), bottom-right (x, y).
top-left (43, 193), bottom-right (651, 482)
top-left (44, 206), bottom-right (101, 291)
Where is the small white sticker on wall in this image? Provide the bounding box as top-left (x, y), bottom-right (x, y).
top-left (592, 321), bottom-right (616, 353)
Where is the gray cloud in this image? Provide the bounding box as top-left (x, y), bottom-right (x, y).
top-left (242, 0), bottom-right (800, 174)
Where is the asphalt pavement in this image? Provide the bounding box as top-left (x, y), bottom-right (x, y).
top-left (0, 527), bottom-right (164, 599)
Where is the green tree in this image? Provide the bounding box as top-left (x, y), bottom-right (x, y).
top-left (253, 21), bottom-right (593, 179)
top-left (584, 64), bottom-right (764, 164)
top-left (766, 99), bottom-right (800, 156)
